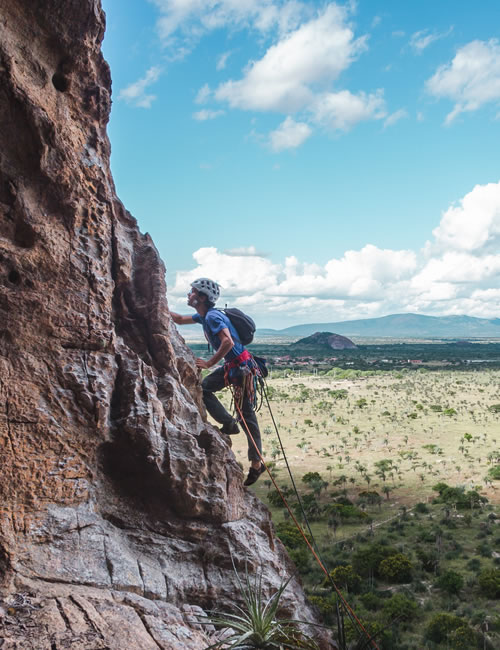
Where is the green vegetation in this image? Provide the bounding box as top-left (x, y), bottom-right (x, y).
top-left (222, 364), bottom-right (500, 648)
top-left (200, 559), bottom-right (320, 649)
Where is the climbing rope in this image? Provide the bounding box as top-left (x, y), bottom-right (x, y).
top-left (229, 380), bottom-right (380, 650)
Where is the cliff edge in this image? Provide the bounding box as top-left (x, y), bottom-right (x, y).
top-left (0, 2), bottom-right (330, 647)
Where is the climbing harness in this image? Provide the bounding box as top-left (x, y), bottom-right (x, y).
top-left (229, 378), bottom-right (380, 650)
top-left (224, 350), bottom-right (264, 414)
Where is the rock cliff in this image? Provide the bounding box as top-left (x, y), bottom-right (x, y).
top-left (0, 1), bottom-right (330, 647)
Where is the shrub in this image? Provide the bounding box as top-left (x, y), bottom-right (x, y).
top-left (466, 558), bottom-right (481, 571)
top-left (414, 502), bottom-right (428, 513)
top-left (275, 521), bottom-right (311, 550)
top-left (358, 491), bottom-right (382, 508)
top-left (328, 565), bottom-right (361, 592)
top-left (487, 465), bottom-right (500, 480)
top-left (443, 407), bottom-right (457, 416)
top-left (379, 554), bottom-right (413, 583)
top-left (352, 544), bottom-right (398, 578)
top-left (425, 613), bottom-right (466, 643)
top-left (325, 503), bottom-right (367, 521)
top-left (448, 625), bottom-right (477, 649)
top-left (308, 594), bottom-right (335, 619)
top-left (289, 547), bottom-right (311, 572)
top-left (477, 541), bottom-right (492, 558)
top-left (302, 471), bottom-right (322, 485)
top-left (436, 570), bottom-right (464, 595)
top-left (478, 568), bottom-right (500, 598)
top-left (328, 389), bottom-right (348, 399)
top-left (359, 592), bottom-right (382, 611)
top-left (382, 593), bottom-right (418, 623)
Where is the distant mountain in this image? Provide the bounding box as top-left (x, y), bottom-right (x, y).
top-left (293, 332), bottom-right (357, 350)
top-left (257, 314), bottom-right (500, 339)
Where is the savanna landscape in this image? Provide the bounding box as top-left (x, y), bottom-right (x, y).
top-left (210, 360), bottom-right (500, 649)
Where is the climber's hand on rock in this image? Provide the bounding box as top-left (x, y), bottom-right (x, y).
top-left (196, 358), bottom-right (210, 370)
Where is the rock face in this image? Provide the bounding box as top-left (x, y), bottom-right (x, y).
top-left (0, 2), bottom-right (331, 648)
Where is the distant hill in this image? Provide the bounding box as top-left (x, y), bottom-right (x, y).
top-left (257, 314), bottom-right (500, 339)
top-left (293, 331), bottom-right (357, 350)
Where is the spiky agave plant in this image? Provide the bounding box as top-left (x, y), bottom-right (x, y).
top-left (201, 560), bottom-right (320, 650)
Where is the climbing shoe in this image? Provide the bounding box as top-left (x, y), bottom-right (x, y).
top-left (220, 420), bottom-right (240, 435)
top-left (243, 464), bottom-right (266, 487)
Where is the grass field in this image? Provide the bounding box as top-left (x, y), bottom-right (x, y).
top-left (224, 369), bottom-right (499, 509)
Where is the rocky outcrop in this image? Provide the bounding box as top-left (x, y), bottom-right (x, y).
top-left (294, 332), bottom-right (357, 350)
top-left (0, 2), bottom-right (331, 648)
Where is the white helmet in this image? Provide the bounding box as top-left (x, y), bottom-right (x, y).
top-left (191, 278), bottom-right (220, 304)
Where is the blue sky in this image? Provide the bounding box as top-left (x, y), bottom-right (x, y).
top-left (101, 0), bottom-right (500, 328)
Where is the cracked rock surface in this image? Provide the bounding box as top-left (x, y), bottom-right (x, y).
top-left (0, 1), bottom-right (333, 648)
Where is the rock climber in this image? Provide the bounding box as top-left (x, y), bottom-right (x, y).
top-left (170, 278), bottom-right (265, 486)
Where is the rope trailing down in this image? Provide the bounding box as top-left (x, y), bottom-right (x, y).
top-left (230, 380), bottom-right (380, 650)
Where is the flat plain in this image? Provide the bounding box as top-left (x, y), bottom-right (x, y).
top-left (224, 369), bottom-right (500, 513)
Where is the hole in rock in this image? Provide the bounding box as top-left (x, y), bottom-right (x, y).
top-left (52, 72), bottom-right (69, 92)
top-left (8, 269), bottom-right (21, 285)
top-left (196, 430), bottom-right (213, 453)
top-left (14, 218), bottom-right (37, 248)
top-left (99, 441), bottom-right (176, 517)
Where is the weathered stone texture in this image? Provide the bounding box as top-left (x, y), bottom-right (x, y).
top-left (0, 1), bottom-right (332, 647)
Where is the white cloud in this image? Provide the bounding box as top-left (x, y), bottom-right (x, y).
top-left (410, 27), bottom-right (452, 54)
top-left (152, 0), bottom-right (310, 49)
top-left (118, 66), bottom-right (162, 108)
top-left (384, 108), bottom-right (408, 128)
top-left (310, 90), bottom-right (386, 130)
top-left (432, 180), bottom-right (500, 252)
top-left (169, 180), bottom-right (500, 326)
top-left (269, 116), bottom-right (312, 151)
top-left (426, 39), bottom-right (500, 124)
top-left (195, 83), bottom-right (212, 104)
top-left (223, 246), bottom-right (267, 256)
top-left (193, 109), bottom-right (225, 120)
top-left (216, 51), bottom-right (233, 70)
top-left (215, 5), bottom-right (367, 113)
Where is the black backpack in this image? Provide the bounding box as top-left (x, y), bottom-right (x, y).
top-left (219, 307), bottom-right (256, 345)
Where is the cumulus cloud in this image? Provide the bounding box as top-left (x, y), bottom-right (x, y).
top-left (149, 3), bottom-right (390, 148)
top-left (169, 180), bottom-right (500, 325)
top-left (426, 39), bottom-right (500, 124)
top-left (118, 66), bottom-right (162, 108)
top-left (269, 116), bottom-right (312, 151)
top-left (215, 5), bottom-right (367, 113)
top-left (312, 90), bottom-right (386, 130)
top-left (432, 180), bottom-right (500, 252)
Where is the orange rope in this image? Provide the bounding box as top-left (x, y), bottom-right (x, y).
top-left (231, 389), bottom-right (379, 650)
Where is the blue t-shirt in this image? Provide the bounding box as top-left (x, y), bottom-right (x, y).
top-left (193, 309), bottom-right (245, 361)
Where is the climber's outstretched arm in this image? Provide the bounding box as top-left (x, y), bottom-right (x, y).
top-left (171, 312), bottom-right (195, 325)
